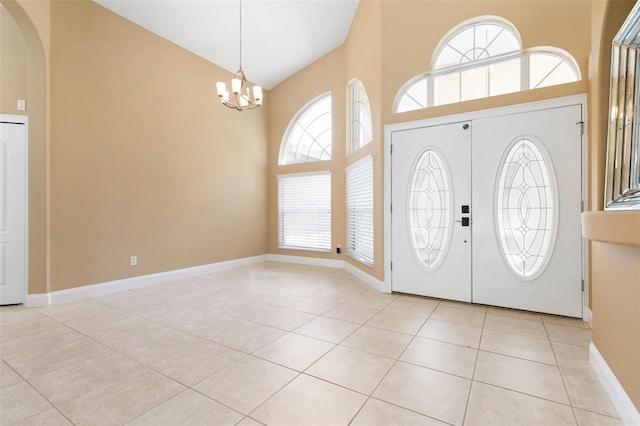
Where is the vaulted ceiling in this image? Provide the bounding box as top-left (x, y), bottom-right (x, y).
top-left (92, 0), bottom-right (360, 90)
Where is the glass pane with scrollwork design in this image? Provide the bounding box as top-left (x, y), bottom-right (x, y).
top-left (409, 149), bottom-right (451, 270)
top-left (496, 139), bottom-right (556, 280)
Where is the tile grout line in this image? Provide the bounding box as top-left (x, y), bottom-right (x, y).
top-left (0, 356), bottom-right (75, 425)
top-left (2, 265), bottom-right (606, 426)
top-left (359, 300), bottom-right (453, 423)
top-left (33, 304), bottom-right (263, 424)
top-left (461, 306), bottom-right (487, 425)
top-left (543, 318), bottom-right (581, 425)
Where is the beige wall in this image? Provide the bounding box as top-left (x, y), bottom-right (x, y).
top-left (268, 0), bottom-right (592, 281)
top-left (591, 241), bottom-right (640, 410)
top-left (6, 0), bottom-right (270, 295)
top-left (4, 0), bottom-right (639, 411)
top-left (268, 1), bottom-right (385, 280)
top-left (47, 0), bottom-right (268, 291)
top-left (0, 4), bottom-right (27, 114)
top-left (267, 47), bottom-right (347, 262)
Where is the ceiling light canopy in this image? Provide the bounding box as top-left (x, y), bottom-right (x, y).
top-left (216, 0), bottom-right (262, 112)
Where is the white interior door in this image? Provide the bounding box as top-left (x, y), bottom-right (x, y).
top-left (391, 121), bottom-right (472, 302)
top-left (0, 122), bottom-right (27, 305)
top-left (472, 105), bottom-right (583, 317)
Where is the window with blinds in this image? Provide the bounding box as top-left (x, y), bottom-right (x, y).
top-left (278, 172), bottom-right (332, 251)
top-left (346, 155), bottom-right (374, 266)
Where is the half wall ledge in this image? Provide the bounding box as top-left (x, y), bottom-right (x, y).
top-left (581, 211), bottom-right (640, 247)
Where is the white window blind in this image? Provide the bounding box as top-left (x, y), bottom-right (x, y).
top-left (346, 155), bottom-right (374, 266)
top-left (278, 172), bottom-right (332, 251)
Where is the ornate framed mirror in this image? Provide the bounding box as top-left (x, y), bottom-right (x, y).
top-left (605, 1), bottom-right (640, 210)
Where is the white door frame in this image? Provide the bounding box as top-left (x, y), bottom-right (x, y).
top-left (384, 94), bottom-right (589, 318)
top-left (1, 114), bottom-right (29, 304)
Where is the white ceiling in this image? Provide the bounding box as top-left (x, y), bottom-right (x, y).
top-left (92, 0), bottom-right (359, 90)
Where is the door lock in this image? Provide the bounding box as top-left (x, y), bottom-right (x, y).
top-left (455, 217), bottom-right (470, 226)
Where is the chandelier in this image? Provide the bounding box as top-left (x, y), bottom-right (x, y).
top-left (216, 0), bottom-right (262, 111)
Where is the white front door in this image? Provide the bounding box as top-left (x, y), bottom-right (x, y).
top-left (0, 121), bottom-right (27, 305)
top-left (391, 121), bottom-right (472, 302)
top-left (472, 105), bottom-right (583, 317)
top-left (388, 101), bottom-right (584, 317)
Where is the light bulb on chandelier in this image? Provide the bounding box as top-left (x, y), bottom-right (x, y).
top-left (216, 0), bottom-right (262, 111)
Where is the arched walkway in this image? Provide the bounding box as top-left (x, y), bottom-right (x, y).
top-left (1, 0), bottom-right (48, 296)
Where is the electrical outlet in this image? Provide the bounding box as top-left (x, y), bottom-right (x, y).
top-left (17, 100), bottom-right (26, 111)
top-left (337, 244), bottom-right (341, 254)
top-left (130, 256), bottom-right (137, 266)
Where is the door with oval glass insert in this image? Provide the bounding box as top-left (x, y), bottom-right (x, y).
top-left (391, 122), bottom-right (472, 302)
top-left (472, 105), bottom-right (583, 317)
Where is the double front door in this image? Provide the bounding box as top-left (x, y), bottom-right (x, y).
top-left (391, 104), bottom-right (583, 317)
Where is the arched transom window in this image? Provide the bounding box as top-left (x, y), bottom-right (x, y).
top-left (394, 18), bottom-right (581, 113)
top-left (433, 21), bottom-right (520, 69)
top-left (279, 93), bottom-right (332, 165)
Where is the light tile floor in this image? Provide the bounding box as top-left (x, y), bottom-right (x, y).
top-left (0, 262), bottom-right (622, 425)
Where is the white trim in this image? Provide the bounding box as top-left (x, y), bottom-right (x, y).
top-left (23, 293), bottom-right (49, 307)
top-left (590, 343), bottom-right (640, 425)
top-left (385, 94), bottom-right (588, 302)
top-left (344, 262), bottom-right (386, 293)
top-left (583, 305), bottom-right (593, 328)
top-left (387, 94), bottom-right (587, 134)
top-left (23, 255), bottom-right (268, 307)
top-left (0, 114), bottom-right (28, 125)
top-left (267, 254), bottom-right (384, 292)
top-left (1, 114), bottom-right (28, 306)
top-left (383, 121), bottom-right (393, 293)
top-left (267, 254), bottom-right (343, 269)
top-left (23, 253), bottom-right (387, 307)
top-left (581, 99), bottom-right (590, 322)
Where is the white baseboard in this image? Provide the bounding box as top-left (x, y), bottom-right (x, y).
top-left (343, 262), bottom-right (386, 293)
top-left (24, 253), bottom-right (385, 307)
top-left (267, 254), bottom-right (344, 269)
top-left (584, 305), bottom-right (593, 328)
top-left (589, 343), bottom-right (640, 426)
top-left (24, 293), bottom-right (50, 308)
top-left (266, 254), bottom-right (384, 294)
top-left (24, 255), bottom-right (268, 307)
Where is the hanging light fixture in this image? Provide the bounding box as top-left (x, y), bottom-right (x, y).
top-left (216, 0), bottom-right (262, 111)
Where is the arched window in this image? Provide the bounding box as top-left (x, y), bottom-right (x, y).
top-left (350, 80), bottom-right (373, 153)
top-left (279, 93), bottom-right (332, 165)
top-left (394, 18), bottom-right (581, 113)
top-left (433, 20), bottom-right (520, 69)
top-left (529, 50), bottom-right (581, 89)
